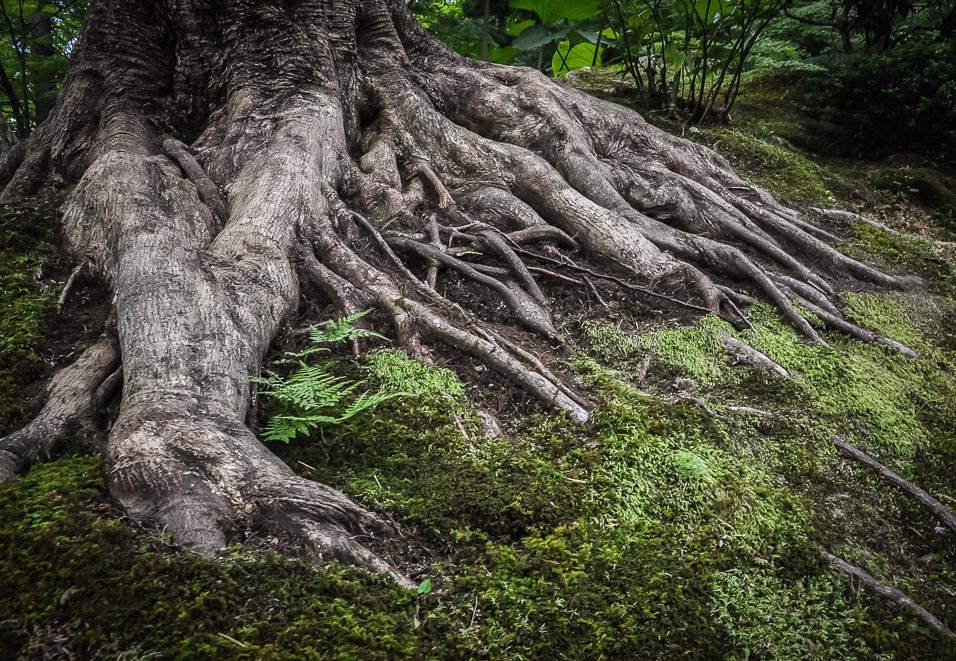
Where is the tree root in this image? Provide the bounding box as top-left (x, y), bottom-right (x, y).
top-left (0, 0), bottom-right (934, 585)
top-left (0, 333), bottom-right (120, 481)
top-left (822, 551), bottom-right (956, 641)
top-left (721, 335), bottom-right (790, 378)
top-left (834, 435), bottom-right (956, 534)
top-left (109, 391), bottom-right (414, 586)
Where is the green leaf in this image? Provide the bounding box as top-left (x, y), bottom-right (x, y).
top-left (510, 0), bottom-right (600, 24)
top-left (307, 311), bottom-right (387, 346)
top-left (552, 41), bottom-right (602, 76)
top-left (417, 578), bottom-right (432, 595)
top-left (513, 23), bottom-right (571, 51)
top-left (489, 47), bottom-right (521, 64)
top-left (507, 19), bottom-right (536, 36)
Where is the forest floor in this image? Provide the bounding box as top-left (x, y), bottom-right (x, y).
top-left (1, 70), bottom-right (955, 660)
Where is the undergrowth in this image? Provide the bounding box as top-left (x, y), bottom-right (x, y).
top-left (254, 314), bottom-right (405, 442)
top-left (4, 288), bottom-right (955, 657)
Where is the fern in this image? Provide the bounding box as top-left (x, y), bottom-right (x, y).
top-left (309, 311), bottom-right (387, 345)
top-left (254, 312), bottom-right (405, 442)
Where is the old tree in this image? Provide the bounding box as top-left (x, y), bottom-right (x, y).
top-left (0, 0), bottom-right (918, 583)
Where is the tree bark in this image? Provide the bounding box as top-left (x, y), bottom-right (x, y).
top-left (0, 0), bottom-right (919, 582)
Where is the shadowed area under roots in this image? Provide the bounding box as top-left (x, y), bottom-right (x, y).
top-left (0, 0), bottom-right (922, 581)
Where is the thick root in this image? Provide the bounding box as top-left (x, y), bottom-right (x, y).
top-left (109, 391), bottom-right (411, 584)
top-left (0, 0), bottom-right (931, 586)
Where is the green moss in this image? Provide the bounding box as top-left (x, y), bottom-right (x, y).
top-left (277, 401), bottom-right (592, 540)
top-left (712, 566), bottom-right (864, 658)
top-left (700, 126), bottom-right (836, 204)
top-left (846, 221), bottom-right (938, 271)
top-left (5, 289), bottom-right (956, 658)
top-left (422, 522), bottom-right (733, 659)
top-left (577, 294), bottom-right (956, 658)
top-left (365, 347), bottom-right (465, 401)
top-left (0, 205), bottom-right (57, 432)
top-left (3, 192), bottom-right (956, 657)
top-left (0, 458), bottom-right (419, 659)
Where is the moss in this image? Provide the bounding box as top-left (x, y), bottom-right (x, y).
top-left (276, 400), bottom-right (593, 540)
top-left (365, 348), bottom-right (466, 401)
top-left (577, 294), bottom-right (956, 658)
top-left (3, 181), bottom-right (956, 658)
top-left (4, 289), bottom-right (956, 658)
top-left (712, 566), bottom-right (864, 658)
top-left (421, 522), bottom-right (733, 659)
top-left (699, 126), bottom-right (836, 204)
top-left (0, 458), bottom-right (419, 659)
top-left (0, 205), bottom-right (57, 432)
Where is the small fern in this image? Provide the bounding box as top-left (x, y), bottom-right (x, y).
top-left (254, 312), bottom-right (404, 442)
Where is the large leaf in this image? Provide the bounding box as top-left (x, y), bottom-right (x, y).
top-left (507, 19), bottom-right (536, 36)
top-left (510, 0), bottom-right (600, 24)
top-left (577, 29), bottom-right (616, 46)
top-left (552, 41), bottom-right (602, 76)
top-left (513, 23), bottom-right (571, 50)
top-left (489, 46), bottom-right (521, 64)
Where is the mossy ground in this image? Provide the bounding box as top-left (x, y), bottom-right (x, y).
top-left (0, 203), bottom-right (57, 432)
top-left (2, 75), bottom-right (956, 659)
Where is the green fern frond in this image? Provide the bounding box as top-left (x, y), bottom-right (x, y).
top-left (308, 311), bottom-right (388, 345)
top-left (340, 388), bottom-right (407, 419)
top-left (255, 313), bottom-right (409, 443)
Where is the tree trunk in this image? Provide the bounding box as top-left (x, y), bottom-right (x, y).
top-left (0, 0), bottom-right (917, 582)
top-left (28, 12), bottom-right (57, 126)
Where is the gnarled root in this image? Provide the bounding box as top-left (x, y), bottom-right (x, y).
top-left (0, 334), bottom-right (120, 482)
top-left (822, 551), bottom-right (956, 641)
top-left (110, 391), bottom-right (413, 586)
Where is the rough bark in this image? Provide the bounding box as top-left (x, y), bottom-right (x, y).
top-left (0, 0), bottom-right (919, 581)
top-left (0, 334), bottom-right (119, 480)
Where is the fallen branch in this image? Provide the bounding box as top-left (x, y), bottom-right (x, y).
top-left (512, 246), bottom-right (716, 317)
top-left (810, 207), bottom-right (897, 234)
top-left (721, 335), bottom-right (790, 378)
top-left (57, 261), bottom-right (87, 311)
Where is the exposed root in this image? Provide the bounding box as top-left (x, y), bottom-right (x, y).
top-left (304, 201), bottom-right (592, 431)
top-left (385, 233), bottom-right (557, 339)
top-left (56, 261), bottom-right (88, 311)
top-left (822, 551), bottom-right (956, 641)
top-left (0, 0), bottom-right (934, 585)
top-left (109, 390), bottom-right (412, 585)
top-left (162, 138), bottom-right (227, 224)
top-left (0, 334), bottom-right (120, 481)
top-left (834, 436), bottom-right (956, 534)
top-left (721, 335), bottom-right (790, 378)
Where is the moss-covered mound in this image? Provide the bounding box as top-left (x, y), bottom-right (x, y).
top-left (0, 203), bottom-right (57, 432)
